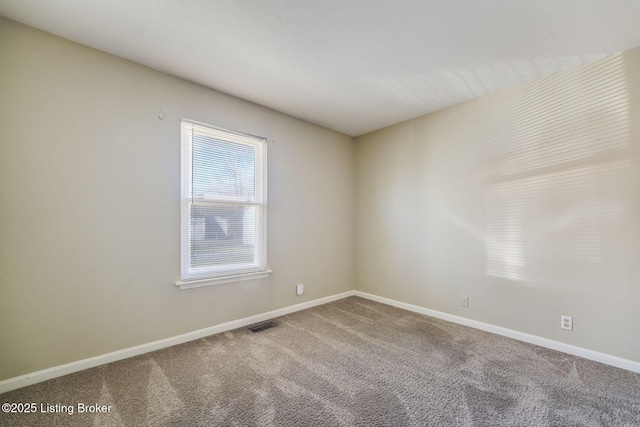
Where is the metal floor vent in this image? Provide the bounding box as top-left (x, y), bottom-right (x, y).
top-left (248, 321), bottom-right (277, 333)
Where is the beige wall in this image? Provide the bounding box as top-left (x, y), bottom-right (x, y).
top-left (356, 48), bottom-right (640, 363)
top-left (0, 17), bottom-right (355, 381)
top-left (2, 15), bottom-right (639, 383)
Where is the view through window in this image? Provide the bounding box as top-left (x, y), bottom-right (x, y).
top-left (180, 120), bottom-right (267, 284)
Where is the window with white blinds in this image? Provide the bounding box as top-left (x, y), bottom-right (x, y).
top-left (179, 119), bottom-right (269, 288)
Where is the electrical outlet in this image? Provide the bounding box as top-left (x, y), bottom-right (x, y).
top-left (296, 283), bottom-right (304, 296)
top-left (561, 315), bottom-right (573, 331)
top-left (460, 295), bottom-right (469, 308)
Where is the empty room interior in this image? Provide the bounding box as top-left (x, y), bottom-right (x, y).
top-left (1, 1), bottom-right (640, 426)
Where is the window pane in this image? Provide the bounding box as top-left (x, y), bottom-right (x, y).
top-left (189, 204), bottom-right (258, 269)
top-left (192, 135), bottom-right (256, 199)
top-left (181, 119), bottom-right (267, 282)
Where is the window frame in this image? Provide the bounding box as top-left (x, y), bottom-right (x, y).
top-left (176, 119), bottom-right (270, 290)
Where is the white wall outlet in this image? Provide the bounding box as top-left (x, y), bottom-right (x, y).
top-left (561, 315), bottom-right (573, 330)
top-left (460, 295), bottom-right (469, 308)
top-left (296, 283), bottom-right (304, 296)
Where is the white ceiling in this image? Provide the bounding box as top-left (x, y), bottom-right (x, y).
top-left (1, 1), bottom-right (639, 136)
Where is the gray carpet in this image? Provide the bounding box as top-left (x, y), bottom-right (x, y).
top-left (1, 296), bottom-right (639, 426)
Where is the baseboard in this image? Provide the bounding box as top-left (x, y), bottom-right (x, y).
top-left (354, 291), bottom-right (640, 374)
top-left (0, 290), bottom-right (356, 394)
top-left (4, 289), bottom-right (637, 394)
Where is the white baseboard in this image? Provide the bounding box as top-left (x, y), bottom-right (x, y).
top-left (0, 290), bottom-right (356, 394)
top-left (3, 288), bottom-right (638, 394)
top-left (354, 291), bottom-right (640, 374)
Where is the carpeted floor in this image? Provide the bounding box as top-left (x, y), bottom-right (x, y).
top-left (1, 296), bottom-right (639, 426)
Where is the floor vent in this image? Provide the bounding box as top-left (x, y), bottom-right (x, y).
top-left (248, 322), bottom-right (277, 333)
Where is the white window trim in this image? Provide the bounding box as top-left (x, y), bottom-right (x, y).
top-left (176, 269), bottom-right (273, 290)
top-left (177, 119), bottom-right (271, 289)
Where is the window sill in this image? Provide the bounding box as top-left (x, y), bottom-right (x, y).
top-left (175, 269), bottom-right (272, 290)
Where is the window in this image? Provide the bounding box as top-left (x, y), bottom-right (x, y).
top-left (177, 119), bottom-right (270, 289)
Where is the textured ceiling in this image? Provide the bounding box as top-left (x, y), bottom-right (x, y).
top-left (1, 1), bottom-right (639, 136)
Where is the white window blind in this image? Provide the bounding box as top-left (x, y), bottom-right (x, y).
top-left (180, 119), bottom-right (268, 285)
